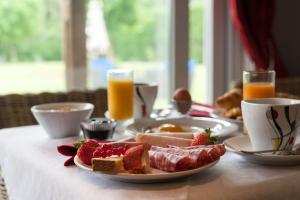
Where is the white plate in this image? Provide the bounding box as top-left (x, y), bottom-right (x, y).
top-left (126, 117), bottom-right (238, 137)
top-left (224, 135), bottom-right (300, 166)
top-left (74, 156), bottom-right (219, 183)
top-left (104, 108), bottom-right (179, 120)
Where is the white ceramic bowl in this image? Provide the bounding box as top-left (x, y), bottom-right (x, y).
top-left (31, 102), bottom-right (94, 138)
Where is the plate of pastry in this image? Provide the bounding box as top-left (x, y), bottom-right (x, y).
top-left (214, 88), bottom-right (300, 125)
top-left (210, 109), bottom-right (242, 124)
top-left (213, 88), bottom-right (243, 124)
top-left (74, 133), bottom-right (227, 183)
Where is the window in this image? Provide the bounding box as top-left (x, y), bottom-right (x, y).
top-left (86, 0), bottom-right (171, 108)
top-left (0, 0), bottom-right (236, 105)
top-left (0, 0), bottom-right (64, 94)
top-left (189, 0), bottom-right (206, 103)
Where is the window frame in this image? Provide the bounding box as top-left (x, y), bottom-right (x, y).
top-left (63, 0), bottom-right (246, 104)
top-left (60, 0), bottom-right (87, 91)
top-left (171, 0), bottom-right (245, 104)
top-left (169, 0), bottom-right (189, 94)
top-left (203, 0), bottom-right (227, 104)
top-left (204, 0), bottom-right (245, 103)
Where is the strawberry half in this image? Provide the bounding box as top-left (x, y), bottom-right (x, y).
top-left (77, 140), bottom-right (99, 165)
top-left (123, 145), bottom-right (148, 173)
top-left (191, 128), bottom-right (217, 146)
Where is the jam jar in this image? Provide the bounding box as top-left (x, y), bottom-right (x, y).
top-left (80, 118), bottom-right (116, 140)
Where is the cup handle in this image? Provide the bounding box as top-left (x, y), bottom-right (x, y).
top-left (80, 124), bottom-right (87, 139)
top-left (142, 104), bottom-right (147, 117)
top-left (136, 87), bottom-right (147, 117)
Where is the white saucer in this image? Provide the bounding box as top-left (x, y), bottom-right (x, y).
top-left (224, 135), bottom-right (300, 166)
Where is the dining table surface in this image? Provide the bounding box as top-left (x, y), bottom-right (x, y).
top-left (1, 124), bottom-right (300, 200)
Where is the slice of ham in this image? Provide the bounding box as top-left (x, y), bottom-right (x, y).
top-left (170, 144), bottom-right (226, 156)
top-left (149, 144), bottom-right (226, 172)
top-left (149, 150), bottom-right (192, 172)
top-left (150, 146), bottom-right (209, 167)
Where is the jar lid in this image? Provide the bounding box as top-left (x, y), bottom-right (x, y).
top-left (80, 118), bottom-right (116, 131)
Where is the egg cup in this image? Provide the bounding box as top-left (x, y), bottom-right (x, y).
top-left (172, 99), bottom-right (192, 114)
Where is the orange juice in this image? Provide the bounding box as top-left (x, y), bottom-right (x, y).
top-left (108, 79), bottom-right (133, 120)
top-left (243, 82), bottom-right (275, 100)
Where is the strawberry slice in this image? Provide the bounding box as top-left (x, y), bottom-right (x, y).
top-left (123, 145), bottom-right (147, 173)
top-left (191, 128), bottom-right (217, 146)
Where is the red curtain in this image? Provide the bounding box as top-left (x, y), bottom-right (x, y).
top-left (229, 0), bottom-right (287, 77)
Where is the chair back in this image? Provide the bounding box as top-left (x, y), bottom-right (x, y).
top-left (0, 89), bottom-right (107, 129)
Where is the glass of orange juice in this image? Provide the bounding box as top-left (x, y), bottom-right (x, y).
top-left (243, 70), bottom-right (275, 100)
top-left (107, 69), bottom-right (133, 120)
top-left (243, 70), bottom-right (275, 134)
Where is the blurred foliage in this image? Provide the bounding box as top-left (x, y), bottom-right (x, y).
top-left (189, 0), bottom-right (204, 63)
top-left (0, 0), bottom-right (203, 63)
top-left (103, 0), bottom-right (156, 61)
top-left (0, 0), bottom-right (61, 61)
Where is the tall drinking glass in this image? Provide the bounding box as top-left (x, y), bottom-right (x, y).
top-left (243, 70), bottom-right (275, 100)
top-left (107, 69), bottom-right (133, 120)
top-left (243, 70), bottom-right (275, 134)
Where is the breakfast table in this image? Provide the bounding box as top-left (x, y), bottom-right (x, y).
top-left (1, 125), bottom-right (300, 200)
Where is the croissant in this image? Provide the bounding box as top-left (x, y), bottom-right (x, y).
top-left (216, 88), bottom-right (242, 110)
top-left (223, 107), bottom-right (242, 119)
top-left (216, 89), bottom-right (300, 121)
top-left (276, 92), bottom-right (300, 100)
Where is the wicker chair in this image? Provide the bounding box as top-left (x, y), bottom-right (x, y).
top-left (0, 88), bottom-right (107, 129)
top-left (0, 89), bottom-right (107, 199)
top-left (0, 174), bottom-right (8, 200)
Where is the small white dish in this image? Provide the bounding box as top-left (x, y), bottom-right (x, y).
top-left (31, 102), bottom-right (94, 138)
top-left (74, 155), bottom-right (219, 183)
top-left (224, 135), bottom-right (300, 166)
top-left (126, 117), bottom-right (238, 137)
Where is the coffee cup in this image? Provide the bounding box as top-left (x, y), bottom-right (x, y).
top-left (134, 83), bottom-right (158, 119)
top-left (241, 98), bottom-right (300, 151)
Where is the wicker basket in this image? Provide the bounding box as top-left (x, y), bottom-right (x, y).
top-left (0, 175), bottom-right (8, 200)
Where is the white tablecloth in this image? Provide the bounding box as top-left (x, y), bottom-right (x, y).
top-left (0, 125), bottom-right (300, 200)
